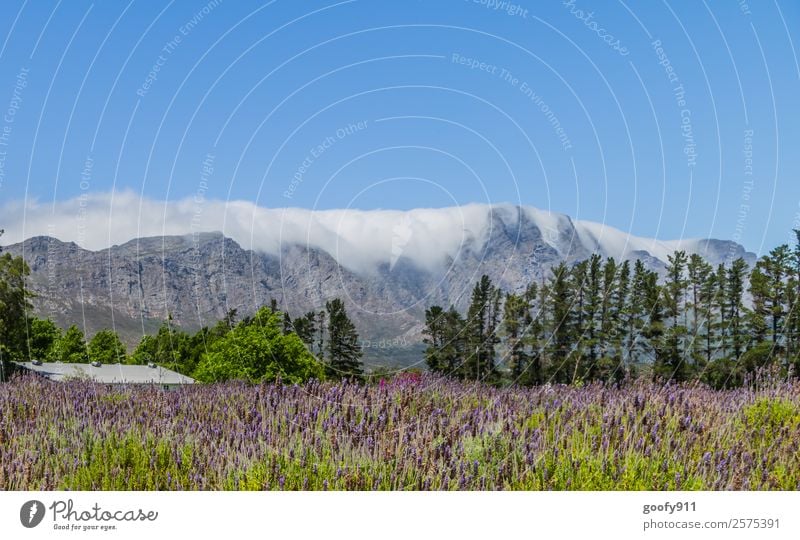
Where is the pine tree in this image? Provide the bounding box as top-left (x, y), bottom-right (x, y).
top-left (325, 299), bottom-right (363, 380)
top-left (522, 282), bottom-right (544, 385)
top-left (442, 306), bottom-right (466, 376)
top-left (464, 275), bottom-right (501, 382)
top-left (503, 292), bottom-right (530, 381)
top-left (687, 254), bottom-right (712, 366)
top-left (748, 265), bottom-right (770, 345)
top-left (726, 258), bottom-right (750, 362)
top-left (291, 311), bottom-right (318, 349)
top-left (758, 245), bottom-right (791, 353)
top-left (660, 251), bottom-right (689, 380)
top-left (609, 259), bottom-right (630, 379)
top-left (423, 306), bottom-right (448, 373)
top-left (642, 269), bottom-right (666, 379)
top-left (698, 267), bottom-right (718, 369)
top-left (583, 254), bottom-right (603, 379)
top-left (623, 260), bottom-right (650, 377)
top-left (714, 263), bottom-right (728, 360)
top-left (548, 263), bottom-right (574, 383)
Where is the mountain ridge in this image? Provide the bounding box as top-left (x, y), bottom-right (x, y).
top-left (3, 205), bottom-right (756, 367)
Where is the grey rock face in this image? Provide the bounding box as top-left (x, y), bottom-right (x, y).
top-left (4, 207), bottom-right (755, 366)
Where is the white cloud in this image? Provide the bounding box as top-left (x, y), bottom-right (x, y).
top-left (0, 191), bottom-right (721, 274)
top-left (0, 191), bottom-right (494, 274)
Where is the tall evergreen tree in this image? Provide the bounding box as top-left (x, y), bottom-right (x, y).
top-left (661, 251), bottom-right (689, 380)
top-left (325, 299), bottom-right (363, 380)
top-left (759, 245), bottom-right (791, 351)
top-left (608, 259), bottom-right (630, 379)
top-left (582, 254), bottom-right (603, 379)
top-left (548, 263), bottom-right (575, 383)
top-left (423, 305), bottom-right (448, 373)
top-left (714, 263), bottom-right (729, 360)
top-left (726, 258), bottom-right (750, 362)
top-left (464, 275), bottom-right (501, 382)
top-left (623, 260), bottom-right (650, 377)
top-left (698, 266), bottom-right (718, 369)
top-left (748, 265), bottom-right (770, 345)
top-left (503, 292), bottom-right (530, 381)
top-left (687, 254), bottom-right (712, 366)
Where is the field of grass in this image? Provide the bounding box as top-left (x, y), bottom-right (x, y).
top-left (1, 373), bottom-right (799, 490)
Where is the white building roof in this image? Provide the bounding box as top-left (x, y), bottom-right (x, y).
top-left (14, 362), bottom-right (195, 385)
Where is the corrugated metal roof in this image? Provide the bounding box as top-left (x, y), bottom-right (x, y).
top-left (13, 362), bottom-right (195, 385)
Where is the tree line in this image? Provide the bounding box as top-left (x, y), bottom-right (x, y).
top-left (0, 231), bottom-right (364, 383)
top-left (423, 231), bottom-right (800, 389)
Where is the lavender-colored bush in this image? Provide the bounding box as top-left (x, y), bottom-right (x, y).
top-left (1, 374), bottom-right (798, 490)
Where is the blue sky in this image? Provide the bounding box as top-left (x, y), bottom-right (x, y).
top-left (0, 0), bottom-right (798, 254)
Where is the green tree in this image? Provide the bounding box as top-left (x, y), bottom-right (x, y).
top-left (423, 305), bottom-right (467, 377)
top-left (195, 307), bottom-right (324, 383)
top-left (502, 292), bottom-right (530, 381)
top-left (130, 318), bottom-right (194, 373)
top-left (687, 254), bottom-right (712, 367)
top-left (726, 258), bottom-right (750, 363)
top-left (463, 275), bottom-right (502, 382)
top-left (423, 305), bottom-right (448, 373)
top-left (582, 254), bottom-right (603, 380)
top-left (698, 266), bottom-right (718, 369)
top-left (547, 263), bottom-right (575, 383)
top-left (760, 245), bottom-right (791, 350)
top-left (604, 259), bottom-right (630, 381)
top-left (88, 329), bottom-right (127, 364)
top-left (714, 263), bottom-right (729, 360)
top-left (325, 298), bottom-right (363, 380)
top-left (659, 251), bottom-right (689, 381)
top-left (26, 317), bottom-right (62, 361)
top-left (51, 325), bottom-right (89, 363)
top-left (290, 311), bottom-right (318, 350)
top-left (0, 245), bottom-right (34, 379)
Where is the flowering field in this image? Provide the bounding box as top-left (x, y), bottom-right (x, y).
top-left (1, 374), bottom-right (799, 490)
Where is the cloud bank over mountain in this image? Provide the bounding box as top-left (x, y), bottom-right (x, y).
top-left (1, 191), bottom-right (736, 274)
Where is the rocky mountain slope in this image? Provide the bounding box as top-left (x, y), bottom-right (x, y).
top-left (4, 205), bottom-right (755, 367)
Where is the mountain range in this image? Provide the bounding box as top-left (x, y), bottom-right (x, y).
top-left (3, 204), bottom-right (756, 368)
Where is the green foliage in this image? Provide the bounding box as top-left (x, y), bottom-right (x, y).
top-left (194, 307), bottom-right (325, 383)
top-left (50, 325), bottom-right (89, 363)
top-left (325, 298), bottom-right (363, 380)
top-left (0, 249), bottom-right (34, 379)
top-left (130, 318), bottom-right (197, 374)
top-left (26, 317), bottom-right (62, 361)
top-left (742, 398), bottom-right (800, 432)
top-left (88, 329), bottom-right (127, 364)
